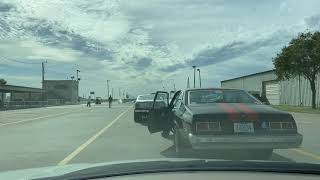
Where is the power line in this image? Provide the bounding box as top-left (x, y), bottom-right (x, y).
top-left (1, 58), bottom-right (42, 65)
top-left (46, 68), bottom-right (67, 76)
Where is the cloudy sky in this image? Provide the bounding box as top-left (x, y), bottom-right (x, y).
top-left (1, 0), bottom-right (320, 97)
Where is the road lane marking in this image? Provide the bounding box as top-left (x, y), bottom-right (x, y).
top-left (291, 148), bottom-right (320, 161)
top-left (0, 109), bottom-right (91, 127)
top-left (296, 121), bottom-right (312, 124)
top-left (57, 106), bottom-right (133, 166)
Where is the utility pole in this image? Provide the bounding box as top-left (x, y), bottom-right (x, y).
top-left (107, 80), bottom-right (110, 98)
top-left (42, 61), bottom-right (47, 89)
top-left (197, 68), bottom-right (201, 88)
top-left (112, 88), bottom-right (114, 98)
top-left (119, 88), bottom-right (121, 99)
top-left (192, 65), bottom-right (196, 88)
top-left (42, 61), bottom-right (47, 103)
top-left (187, 77), bottom-right (190, 89)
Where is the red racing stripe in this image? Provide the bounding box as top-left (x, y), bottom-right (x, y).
top-left (219, 103), bottom-right (240, 121)
top-left (237, 103), bottom-right (258, 121)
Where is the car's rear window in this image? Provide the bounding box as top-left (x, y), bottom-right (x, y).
top-left (137, 94), bottom-right (155, 101)
top-left (188, 90), bottom-right (260, 104)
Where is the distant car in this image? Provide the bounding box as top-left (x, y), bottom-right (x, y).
top-left (146, 88), bottom-right (303, 159)
top-left (95, 97), bottom-right (102, 104)
top-left (134, 94), bottom-right (167, 123)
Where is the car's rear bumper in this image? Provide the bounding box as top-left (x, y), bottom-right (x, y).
top-left (134, 109), bottom-right (150, 113)
top-left (188, 133), bottom-right (303, 150)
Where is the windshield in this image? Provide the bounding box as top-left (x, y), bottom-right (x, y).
top-left (189, 90), bottom-right (259, 104)
top-left (0, 0), bottom-right (320, 177)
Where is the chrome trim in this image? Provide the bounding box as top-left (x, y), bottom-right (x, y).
top-left (134, 109), bottom-right (149, 113)
top-left (188, 133), bottom-right (303, 150)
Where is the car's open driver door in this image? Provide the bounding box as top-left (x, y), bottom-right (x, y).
top-left (147, 91), bottom-right (181, 134)
top-left (147, 91), bottom-right (169, 133)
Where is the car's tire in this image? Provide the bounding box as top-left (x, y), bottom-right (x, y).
top-left (250, 149), bottom-right (273, 160)
top-left (173, 126), bottom-right (190, 154)
top-left (134, 113), bottom-right (141, 123)
top-left (133, 114), bottom-right (138, 123)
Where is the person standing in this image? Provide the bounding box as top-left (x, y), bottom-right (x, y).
top-left (87, 96), bottom-right (91, 107)
top-left (108, 95), bottom-right (113, 108)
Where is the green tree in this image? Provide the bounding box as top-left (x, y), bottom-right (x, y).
top-left (0, 79), bottom-right (7, 85)
top-left (273, 31), bottom-right (320, 109)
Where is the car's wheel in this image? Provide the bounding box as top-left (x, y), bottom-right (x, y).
top-left (173, 126), bottom-right (190, 154)
top-left (250, 149), bottom-right (273, 160)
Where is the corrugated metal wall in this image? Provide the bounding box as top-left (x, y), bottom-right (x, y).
top-left (221, 71), bottom-right (320, 107)
top-left (280, 74), bottom-right (320, 107)
top-left (221, 71), bottom-right (276, 93)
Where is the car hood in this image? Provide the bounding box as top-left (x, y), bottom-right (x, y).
top-left (0, 159), bottom-right (204, 180)
top-left (0, 159), bottom-right (202, 180)
top-left (1, 159), bottom-right (319, 180)
top-left (187, 103), bottom-right (292, 121)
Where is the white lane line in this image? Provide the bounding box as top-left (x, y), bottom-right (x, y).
top-left (296, 121), bottom-right (313, 124)
top-left (57, 106), bottom-right (133, 166)
top-left (0, 109), bottom-right (90, 127)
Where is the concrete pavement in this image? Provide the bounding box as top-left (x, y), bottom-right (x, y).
top-left (0, 103), bottom-right (319, 172)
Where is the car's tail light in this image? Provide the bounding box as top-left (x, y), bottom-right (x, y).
top-left (268, 121), bottom-right (294, 130)
top-left (196, 121), bottom-right (221, 132)
top-left (135, 103), bottom-right (141, 108)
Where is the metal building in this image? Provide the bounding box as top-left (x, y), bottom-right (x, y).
top-left (221, 70), bottom-right (320, 107)
top-left (44, 80), bottom-right (79, 104)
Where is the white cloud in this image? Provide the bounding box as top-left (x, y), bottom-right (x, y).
top-left (3, 0), bottom-right (129, 43)
top-left (0, 40), bottom-right (83, 62)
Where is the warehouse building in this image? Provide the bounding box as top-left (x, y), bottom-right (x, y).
top-left (43, 80), bottom-right (79, 104)
top-left (221, 70), bottom-right (320, 107)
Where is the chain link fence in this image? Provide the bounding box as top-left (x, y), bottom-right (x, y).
top-left (0, 99), bottom-right (80, 110)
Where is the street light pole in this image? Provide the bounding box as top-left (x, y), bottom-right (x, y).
top-left (76, 70), bottom-right (80, 81)
top-left (107, 80), bottom-right (110, 98)
top-left (192, 65), bottom-right (196, 88)
top-left (76, 69), bottom-right (80, 103)
top-left (197, 68), bottom-right (201, 88)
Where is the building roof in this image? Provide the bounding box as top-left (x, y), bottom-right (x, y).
top-left (221, 69), bottom-right (275, 83)
top-left (44, 80), bottom-right (78, 82)
top-left (0, 85), bottom-right (44, 93)
top-left (186, 87), bottom-right (239, 91)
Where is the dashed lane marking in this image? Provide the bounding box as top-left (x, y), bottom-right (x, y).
top-left (291, 148), bottom-right (320, 161)
top-left (57, 106), bottom-right (133, 166)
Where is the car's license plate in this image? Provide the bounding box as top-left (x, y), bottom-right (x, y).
top-left (234, 122), bottom-right (254, 133)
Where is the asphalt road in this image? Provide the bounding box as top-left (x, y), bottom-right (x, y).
top-left (0, 103), bottom-right (319, 172)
